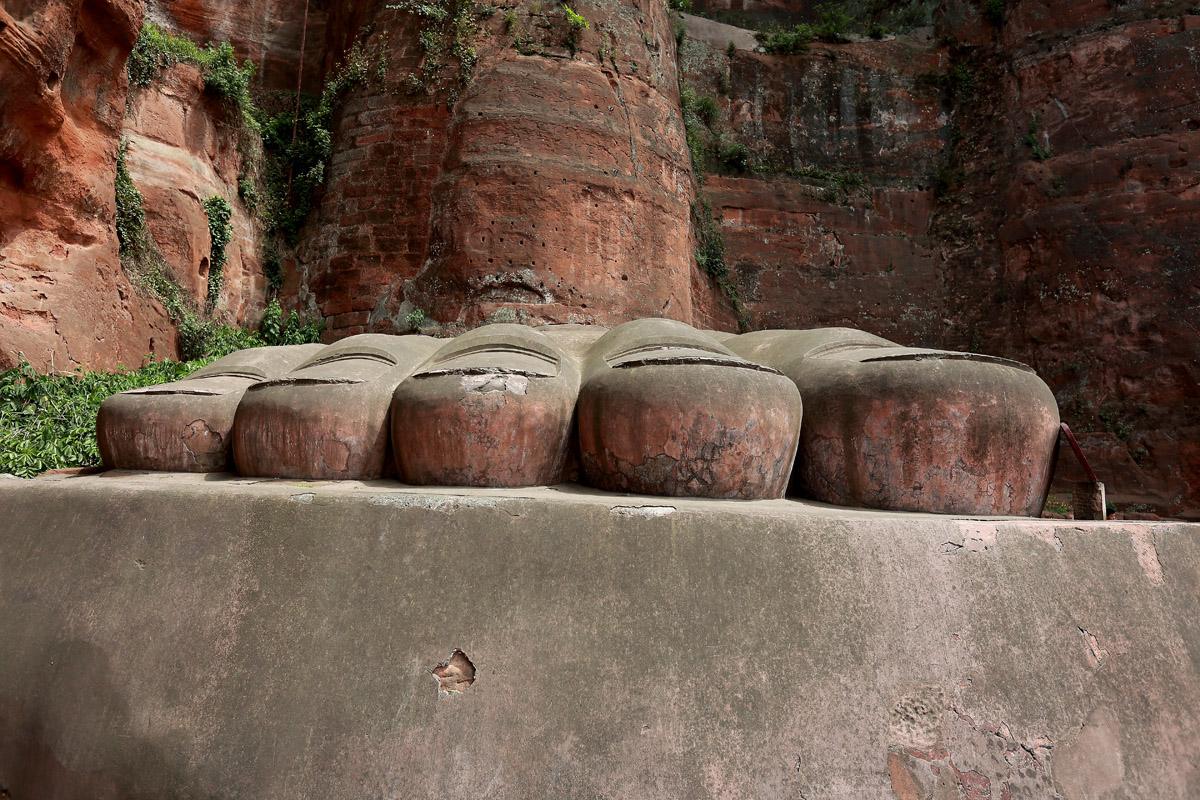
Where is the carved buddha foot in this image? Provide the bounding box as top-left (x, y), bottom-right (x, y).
top-left (576, 319), bottom-right (803, 500)
top-left (727, 328), bottom-right (1060, 516)
top-left (97, 344), bottom-right (323, 472)
top-left (391, 324), bottom-right (586, 487)
top-left (232, 334), bottom-right (441, 480)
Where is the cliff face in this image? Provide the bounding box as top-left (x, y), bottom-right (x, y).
top-left (0, 0), bottom-right (174, 371)
top-left (291, 0), bottom-right (720, 336)
top-left (672, 2), bottom-right (1199, 517)
top-left (123, 62), bottom-right (265, 320)
top-left (938, 1), bottom-right (1200, 516)
top-left (0, 0), bottom-right (1196, 515)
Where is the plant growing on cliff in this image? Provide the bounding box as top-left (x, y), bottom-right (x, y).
top-left (203, 195), bottom-right (233, 312)
top-left (258, 39), bottom-right (385, 242)
top-left (115, 142), bottom-right (147, 257)
top-left (127, 23), bottom-right (258, 129)
top-left (692, 197), bottom-right (748, 330)
top-left (388, 0), bottom-right (481, 97)
top-left (1024, 118), bottom-right (1053, 161)
top-left (756, 25), bottom-right (815, 54)
top-left (563, 5), bottom-right (590, 54)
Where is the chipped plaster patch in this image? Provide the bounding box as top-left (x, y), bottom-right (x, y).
top-left (461, 373), bottom-right (529, 395)
top-left (610, 505), bottom-right (677, 518)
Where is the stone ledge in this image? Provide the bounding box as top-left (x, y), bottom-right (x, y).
top-left (1, 474), bottom-right (1197, 797)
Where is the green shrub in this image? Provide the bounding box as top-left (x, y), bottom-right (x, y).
top-left (563, 4), bottom-right (589, 53)
top-left (128, 23), bottom-right (258, 128)
top-left (0, 356), bottom-right (210, 478)
top-left (692, 197), bottom-right (748, 330)
top-left (756, 24), bottom-right (815, 54)
top-left (114, 141), bottom-right (147, 257)
top-left (388, 0), bottom-right (480, 94)
top-left (815, 4), bottom-right (854, 42)
top-left (717, 138), bottom-right (750, 173)
top-left (405, 308), bottom-right (428, 330)
top-left (259, 40), bottom-right (383, 242)
top-left (1024, 117), bottom-right (1053, 161)
top-left (668, 0), bottom-right (692, 10)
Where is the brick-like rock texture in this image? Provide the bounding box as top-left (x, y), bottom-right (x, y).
top-left (291, 0), bottom-right (725, 336)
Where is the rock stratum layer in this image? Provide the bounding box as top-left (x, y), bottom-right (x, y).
top-left (0, 0), bottom-right (1196, 517)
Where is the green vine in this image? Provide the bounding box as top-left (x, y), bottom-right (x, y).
top-left (259, 39), bottom-right (386, 242)
top-left (203, 195), bottom-right (233, 312)
top-left (692, 197), bottom-right (749, 330)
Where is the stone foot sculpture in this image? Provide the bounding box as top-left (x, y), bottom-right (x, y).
top-left (726, 328), bottom-right (1060, 515)
top-left (97, 344), bottom-right (324, 472)
top-left (391, 324), bottom-right (584, 487)
top-left (233, 334), bottom-right (441, 480)
top-left (576, 319), bottom-right (803, 500)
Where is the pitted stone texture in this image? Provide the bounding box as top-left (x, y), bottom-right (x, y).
top-left (292, 0), bottom-right (712, 336)
top-left (233, 334), bottom-right (440, 479)
top-left (577, 319), bottom-right (802, 499)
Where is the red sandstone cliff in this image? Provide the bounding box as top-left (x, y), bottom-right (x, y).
top-left (0, 0), bottom-right (174, 371)
top-left (0, 0), bottom-right (1196, 516)
top-left (291, 0), bottom-right (724, 335)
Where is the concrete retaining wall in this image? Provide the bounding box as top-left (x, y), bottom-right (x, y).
top-left (1, 473), bottom-right (1197, 798)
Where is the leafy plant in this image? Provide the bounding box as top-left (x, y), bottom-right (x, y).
top-left (388, 0), bottom-right (480, 96)
top-left (203, 195), bottom-right (233, 312)
top-left (405, 308), bottom-right (428, 330)
top-left (128, 23), bottom-right (258, 128)
top-left (814, 3), bottom-right (854, 42)
top-left (1024, 118), bottom-right (1053, 161)
top-left (0, 356), bottom-right (210, 478)
top-left (756, 24), bottom-right (815, 54)
top-left (692, 197), bottom-right (748, 330)
top-left (257, 40), bottom-right (384, 242)
top-left (115, 141), bottom-right (147, 257)
top-left (563, 4), bottom-right (589, 54)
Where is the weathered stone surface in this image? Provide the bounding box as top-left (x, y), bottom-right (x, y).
top-left (934, 5), bottom-right (1200, 518)
top-left (676, 4), bottom-right (1200, 518)
top-left (232, 334), bottom-right (440, 479)
top-left (98, 343), bottom-right (322, 471)
top-left (123, 61), bottom-right (265, 320)
top-left (0, 0), bottom-right (176, 371)
top-left (391, 324), bottom-right (583, 487)
top-left (729, 327), bottom-right (1060, 515)
top-left (150, 0), bottom-right (329, 91)
top-left (292, 0), bottom-right (719, 336)
top-left (1, 473), bottom-right (1197, 797)
top-left (577, 318), bottom-right (802, 499)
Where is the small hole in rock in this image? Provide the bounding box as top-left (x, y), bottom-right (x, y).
top-left (432, 649), bottom-right (476, 696)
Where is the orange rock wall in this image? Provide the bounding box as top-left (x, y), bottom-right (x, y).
top-left (0, 0), bottom-right (174, 371)
top-left (123, 62), bottom-right (265, 321)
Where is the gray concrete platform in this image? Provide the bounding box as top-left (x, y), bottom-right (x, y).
top-left (1, 472), bottom-right (1198, 798)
